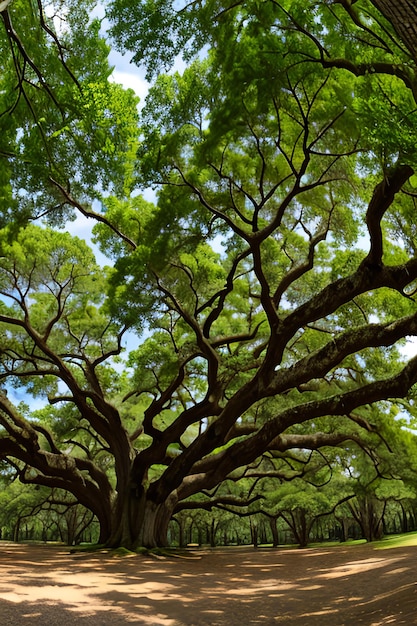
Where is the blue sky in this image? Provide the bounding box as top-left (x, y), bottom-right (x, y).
top-left (109, 50), bottom-right (150, 106)
top-left (7, 28), bottom-right (150, 408)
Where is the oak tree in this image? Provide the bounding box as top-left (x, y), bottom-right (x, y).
top-left (1, 1), bottom-right (417, 547)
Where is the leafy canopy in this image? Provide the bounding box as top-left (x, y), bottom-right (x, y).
top-left (2, 0), bottom-right (417, 548)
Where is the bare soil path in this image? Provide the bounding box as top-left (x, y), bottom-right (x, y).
top-left (0, 541), bottom-right (416, 625)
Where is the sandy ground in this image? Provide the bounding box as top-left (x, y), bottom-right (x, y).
top-left (0, 541), bottom-right (416, 625)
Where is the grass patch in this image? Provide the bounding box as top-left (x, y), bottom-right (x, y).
top-left (68, 544), bottom-right (142, 557)
top-left (65, 531), bottom-right (417, 557)
top-left (372, 532), bottom-right (417, 550)
top-left (256, 533), bottom-right (417, 552)
top-left (308, 539), bottom-right (367, 549)
top-left (309, 532), bottom-right (417, 551)
top-left (66, 544), bottom-right (199, 559)
top-left (68, 544), bottom-right (105, 554)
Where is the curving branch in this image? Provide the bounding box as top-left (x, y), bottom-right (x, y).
top-left (363, 163), bottom-right (414, 267)
top-left (267, 311), bottom-right (417, 397)
top-left (174, 493), bottom-right (262, 513)
top-left (49, 178), bottom-right (137, 250)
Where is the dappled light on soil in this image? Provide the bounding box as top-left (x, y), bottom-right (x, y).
top-left (316, 557), bottom-right (400, 579)
top-left (0, 542), bottom-right (416, 625)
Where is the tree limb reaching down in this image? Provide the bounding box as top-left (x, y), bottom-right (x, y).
top-left (364, 164), bottom-right (413, 266)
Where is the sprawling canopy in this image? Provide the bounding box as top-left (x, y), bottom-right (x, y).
top-left (1, 0), bottom-right (417, 548)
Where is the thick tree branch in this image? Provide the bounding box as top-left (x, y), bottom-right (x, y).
top-left (363, 164), bottom-right (414, 266)
top-left (370, 0), bottom-right (417, 61)
top-left (174, 494), bottom-right (262, 513)
top-left (267, 312), bottom-right (417, 397)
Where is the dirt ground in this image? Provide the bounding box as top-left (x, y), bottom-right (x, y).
top-left (0, 541), bottom-right (416, 625)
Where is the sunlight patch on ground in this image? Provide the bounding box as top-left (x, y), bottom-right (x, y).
top-left (316, 556), bottom-right (400, 579)
top-left (355, 582), bottom-right (417, 607)
top-left (1, 542), bottom-right (417, 625)
top-left (300, 608), bottom-right (341, 617)
top-left (228, 580), bottom-right (296, 595)
top-left (244, 563), bottom-right (285, 569)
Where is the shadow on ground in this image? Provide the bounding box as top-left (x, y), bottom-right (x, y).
top-left (0, 541), bottom-right (416, 625)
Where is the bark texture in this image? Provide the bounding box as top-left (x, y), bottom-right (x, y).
top-left (371, 0), bottom-right (417, 60)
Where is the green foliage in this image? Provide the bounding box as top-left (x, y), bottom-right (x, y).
top-left (0, 224), bottom-right (124, 403)
top-left (3, 0), bottom-right (417, 550)
top-left (0, 0), bottom-right (139, 229)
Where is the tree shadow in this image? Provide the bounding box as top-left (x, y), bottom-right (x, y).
top-left (0, 542), bottom-right (416, 625)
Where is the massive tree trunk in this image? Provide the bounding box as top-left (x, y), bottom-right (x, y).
top-left (135, 495), bottom-right (178, 548)
top-left (371, 0), bottom-right (417, 60)
top-left (103, 489), bottom-right (178, 549)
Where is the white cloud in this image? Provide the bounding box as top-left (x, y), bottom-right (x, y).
top-left (62, 215), bottom-right (110, 266)
top-left (401, 336), bottom-right (417, 359)
top-left (110, 70), bottom-right (149, 106)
